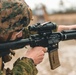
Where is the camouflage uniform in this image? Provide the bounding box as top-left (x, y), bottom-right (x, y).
top-left (0, 0), bottom-right (38, 75)
top-left (0, 57), bottom-right (38, 75)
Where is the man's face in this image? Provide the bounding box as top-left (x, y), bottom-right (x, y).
top-left (0, 29), bottom-right (23, 42)
top-left (10, 30), bottom-right (23, 41)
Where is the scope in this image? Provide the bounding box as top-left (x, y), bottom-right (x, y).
top-left (28, 22), bottom-right (57, 32)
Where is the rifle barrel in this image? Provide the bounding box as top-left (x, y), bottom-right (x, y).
top-left (61, 30), bottom-right (76, 40)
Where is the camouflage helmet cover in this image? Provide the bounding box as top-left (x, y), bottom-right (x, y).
top-left (0, 0), bottom-right (32, 35)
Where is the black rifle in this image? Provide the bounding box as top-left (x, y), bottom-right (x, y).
top-left (0, 22), bottom-right (76, 70)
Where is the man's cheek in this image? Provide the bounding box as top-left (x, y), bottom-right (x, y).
top-left (0, 37), bottom-right (7, 42)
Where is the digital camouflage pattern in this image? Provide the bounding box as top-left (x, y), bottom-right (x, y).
top-left (12, 57), bottom-right (38, 75)
top-left (0, 0), bottom-right (38, 75)
top-left (0, 57), bottom-right (38, 75)
top-left (0, 0), bottom-right (32, 36)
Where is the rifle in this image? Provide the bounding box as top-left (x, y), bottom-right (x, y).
top-left (0, 22), bottom-right (76, 70)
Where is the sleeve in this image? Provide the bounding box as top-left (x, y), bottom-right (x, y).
top-left (12, 57), bottom-right (38, 75)
top-left (0, 70), bottom-right (3, 75)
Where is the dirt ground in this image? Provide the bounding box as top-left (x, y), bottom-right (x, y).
top-left (37, 40), bottom-right (76, 75)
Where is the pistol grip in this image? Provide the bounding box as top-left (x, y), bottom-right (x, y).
top-left (48, 50), bottom-right (60, 70)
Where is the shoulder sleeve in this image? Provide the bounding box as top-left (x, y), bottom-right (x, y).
top-left (12, 57), bottom-right (38, 75)
top-left (0, 70), bottom-right (3, 75)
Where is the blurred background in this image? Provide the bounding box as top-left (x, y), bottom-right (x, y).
top-left (5, 0), bottom-right (76, 75)
top-left (25, 0), bottom-right (76, 25)
top-left (25, 0), bottom-right (76, 75)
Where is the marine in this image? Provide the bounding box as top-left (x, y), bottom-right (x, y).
top-left (0, 0), bottom-right (46, 75)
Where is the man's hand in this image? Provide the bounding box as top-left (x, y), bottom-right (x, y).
top-left (25, 46), bottom-right (47, 65)
top-left (57, 25), bottom-right (76, 32)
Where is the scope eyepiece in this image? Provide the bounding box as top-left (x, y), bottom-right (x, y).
top-left (28, 22), bottom-right (57, 32)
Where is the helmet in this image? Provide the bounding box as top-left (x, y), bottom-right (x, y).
top-left (0, 0), bottom-right (32, 36)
